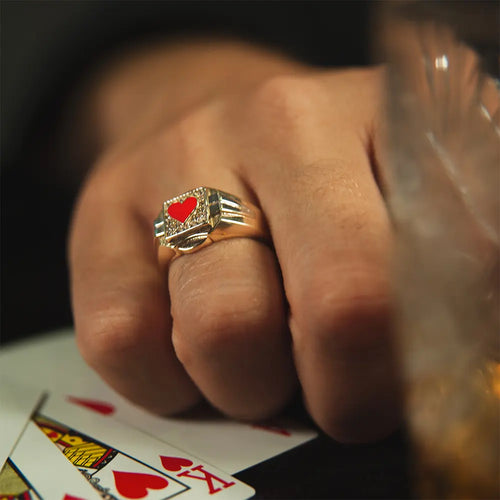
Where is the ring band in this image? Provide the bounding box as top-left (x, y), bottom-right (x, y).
top-left (154, 187), bottom-right (268, 259)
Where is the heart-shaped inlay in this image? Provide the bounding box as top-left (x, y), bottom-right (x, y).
top-left (66, 395), bottom-right (115, 416)
top-left (113, 471), bottom-right (168, 499)
top-left (160, 455), bottom-right (193, 472)
top-left (167, 197), bottom-right (197, 223)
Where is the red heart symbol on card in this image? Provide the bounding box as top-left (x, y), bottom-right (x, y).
top-left (63, 495), bottom-right (86, 500)
top-left (252, 423), bottom-right (291, 436)
top-left (167, 197), bottom-right (197, 223)
top-left (160, 455), bottom-right (193, 472)
top-left (113, 471), bottom-right (168, 499)
top-left (66, 396), bottom-right (115, 416)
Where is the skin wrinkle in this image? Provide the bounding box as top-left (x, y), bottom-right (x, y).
top-left (76, 288), bottom-right (168, 354)
top-left (280, 227), bottom-right (389, 295)
top-left (291, 272), bottom-right (391, 333)
top-left (171, 281), bottom-right (283, 344)
top-left (292, 296), bottom-right (392, 357)
top-left (170, 239), bottom-right (276, 299)
top-left (289, 312), bottom-right (400, 443)
top-left (170, 240), bottom-right (288, 352)
top-left (170, 263), bottom-right (265, 304)
top-left (173, 287), bottom-right (276, 338)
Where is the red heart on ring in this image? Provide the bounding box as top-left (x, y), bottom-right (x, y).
top-left (167, 197), bottom-right (197, 223)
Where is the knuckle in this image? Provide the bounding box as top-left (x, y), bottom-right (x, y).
top-left (308, 395), bottom-right (401, 444)
top-left (172, 284), bottom-right (274, 360)
top-left (292, 263), bottom-right (391, 353)
top-left (251, 73), bottom-right (323, 124)
top-left (311, 66), bottom-right (385, 132)
top-left (76, 304), bottom-right (156, 369)
top-left (157, 101), bottom-right (219, 165)
top-left (70, 162), bottom-right (127, 234)
top-left (364, 65), bottom-right (386, 88)
top-left (322, 66), bottom-right (385, 97)
top-left (355, 66), bottom-right (385, 119)
top-left (170, 242), bottom-right (280, 360)
top-left (170, 109), bottom-right (207, 149)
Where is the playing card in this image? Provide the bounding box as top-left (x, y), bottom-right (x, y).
top-left (0, 376), bottom-right (45, 468)
top-left (68, 399), bottom-right (317, 475)
top-left (38, 394), bottom-right (255, 499)
top-left (0, 330), bottom-right (317, 474)
top-left (5, 420), bottom-right (101, 499)
top-left (34, 414), bottom-right (188, 500)
top-left (0, 459), bottom-right (41, 499)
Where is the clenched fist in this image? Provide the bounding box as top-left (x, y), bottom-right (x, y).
top-left (69, 40), bottom-right (401, 443)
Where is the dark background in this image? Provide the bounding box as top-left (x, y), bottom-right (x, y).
top-left (1, 0), bottom-right (372, 345)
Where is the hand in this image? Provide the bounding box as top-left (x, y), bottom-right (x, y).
top-left (69, 40), bottom-right (401, 443)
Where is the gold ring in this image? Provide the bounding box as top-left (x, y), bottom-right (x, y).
top-left (154, 187), bottom-right (268, 261)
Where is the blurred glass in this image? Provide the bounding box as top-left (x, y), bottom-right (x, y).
top-left (375, 2), bottom-right (499, 498)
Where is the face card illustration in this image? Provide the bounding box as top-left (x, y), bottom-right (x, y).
top-left (37, 395), bottom-right (255, 499)
top-left (0, 459), bottom-right (40, 500)
top-left (6, 421), bottom-right (100, 500)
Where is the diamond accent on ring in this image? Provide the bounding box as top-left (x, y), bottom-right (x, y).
top-left (154, 186), bottom-right (267, 256)
top-left (155, 187), bottom-right (219, 249)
